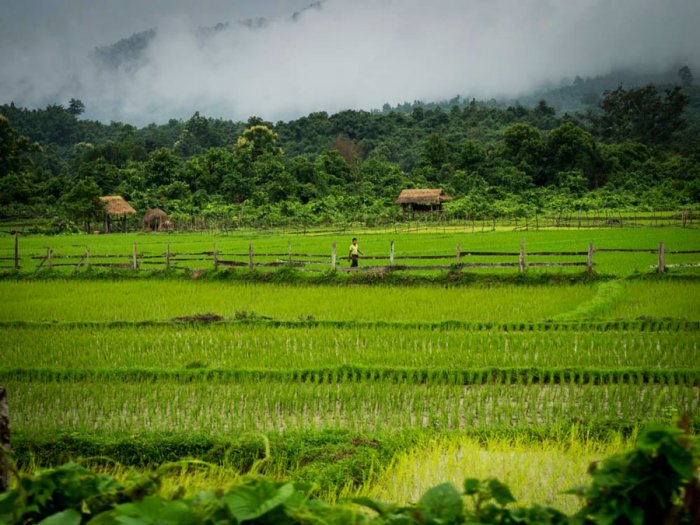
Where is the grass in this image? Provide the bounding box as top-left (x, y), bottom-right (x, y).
top-left (1, 227), bottom-right (699, 276)
top-left (2, 325), bottom-right (698, 370)
top-left (2, 226), bottom-right (698, 500)
top-left (0, 279), bottom-right (698, 324)
top-left (7, 380), bottom-right (698, 434)
top-left (363, 433), bottom-right (632, 513)
top-left (0, 280), bottom-right (600, 323)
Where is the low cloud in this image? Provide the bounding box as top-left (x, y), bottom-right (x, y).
top-left (0, 0), bottom-right (698, 125)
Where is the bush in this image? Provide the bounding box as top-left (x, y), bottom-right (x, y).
top-left (1, 423), bottom-right (697, 524)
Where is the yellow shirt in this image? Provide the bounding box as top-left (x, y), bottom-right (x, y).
top-left (349, 244), bottom-right (360, 256)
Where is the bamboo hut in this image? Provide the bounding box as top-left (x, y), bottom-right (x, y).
top-left (100, 196), bottom-right (136, 233)
top-left (395, 189), bottom-right (452, 217)
top-left (143, 208), bottom-right (172, 232)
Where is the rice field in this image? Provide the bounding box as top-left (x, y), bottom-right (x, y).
top-left (364, 435), bottom-right (631, 513)
top-left (0, 281), bottom-right (599, 323)
top-left (2, 325), bottom-right (697, 370)
top-left (7, 380), bottom-right (698, 434)
top-left (1, 227), bottom-right (699, 505)
top-left (2, 226), bottom-right (699, 276)
top-left (2, 279), bottom-right (700, 323)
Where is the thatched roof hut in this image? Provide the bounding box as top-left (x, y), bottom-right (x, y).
top-left (395, 189), bottom-right (453, 205)
top-left (143, 208), bottom-right (172, 232)
top-left (99, 196), bottom-right (136, 233)
top-left (100, 196), bottom-right (136, 216)
top-left (395, 189), bottom-right (452, 216)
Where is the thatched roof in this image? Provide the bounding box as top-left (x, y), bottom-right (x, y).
top-left (143, 208), bottom-right (169, 221)
top-left (100, 196), bottom-right (136, 216)
top-left (395, 189), bottom-right (453, 205)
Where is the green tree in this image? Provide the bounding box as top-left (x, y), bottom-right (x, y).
top-left (174, 111), bottom-right (221, 156)
top-left (288, 155), bottom-right (325, 199)
top-left (67, 98), bottom-right (85, 116)
top-left (0, 115), bottom-right (37, 177)
top-left (60, 177), bottom-right (103, 231)
top-left (594, 85), bottom-right (688, 147)
top-left (144, 148), bottom-right (181, 187)
top-left (420, 133), bottom-right (450, 171)
top-left (455, 140), bottom-right (486, 172)
top-left (0, 116), bottom-right (40, 206)
top-left (546, 122), bottom-right (600, 187)
top-left (235, 125), bottom-right (282, 161)
top-left (534, 99), bottom-right (555, 117)
top-left (678, 65), bottom-right (693, 87)
top-left (184, 147), bottom-right (235, 195)
top-left (315, 149), bottom-right (351, 186)
top-left (77, 158), bottom-right (122, 194)
top-left (501, 123), bottom-right (545, 182)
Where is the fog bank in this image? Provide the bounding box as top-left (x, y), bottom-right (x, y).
top-left (0, 0), bottom-right (698, 125)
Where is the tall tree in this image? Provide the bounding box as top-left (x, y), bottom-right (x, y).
top-left (678, 65), bottom-right (693, 87)
top-left (144, 148), bottom-right (181, 187)
top-left (594, 85), bottom-right (688, 147)
top-left (501, 123), bottom-right (545, 182)
top-left (0, 116), bottom-right (37, 177)
top-left (67, 98), bottom-right (85, 116)
top-left (60, 177), bottom-right (103, 231)
top-left (235, 125), bottom-right (281, 161)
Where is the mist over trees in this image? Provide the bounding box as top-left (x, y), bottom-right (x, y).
top-left (1, 80), bottom-right (699, 231)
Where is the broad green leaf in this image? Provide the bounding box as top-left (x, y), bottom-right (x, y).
top-left (0, 491), bottom-right (19, 515)
top-left (86, 510), bottom-right (121, 525)
top-left (112, 497), bottom-right (162, 521)
top-left (662, 444), bottom-right (694, 479)
top-left (487, 479), bottom-right (515, 506)
top-left (110, 497), bottom-right (199, 525)
top-left (351, 496), bottom-right (396, 516)
top-left (224, 481), bottom-right (295, 522)
top-left (417, 483), bottom-right (463, 523)
top-left (463, 478), bottom-right (481, 495)
top-left (37, 509), bottom-right (82, 525)
top-left (113, 517), bottom-right (147, 525)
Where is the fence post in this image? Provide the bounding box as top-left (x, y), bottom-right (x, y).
top-left (213, 242), bottom-right (218, 269)
top-left (390, 240), bottom-right (395, 268)
top-left (658, 242), bottom-right (665, 273)
top-left (518, 238), bottom-right (525, 272)
top-left (47, 247), bottom-right (52, 269)
top-left (587, 243), bottom-right (594, 274)
top-left (85, 246), bottom-right (90, 269)
top-left (132, 243), bottom-right (138, 270)
top-left (288, 242), bottom-right (292, 264)
top-left (0, 385), bottom-right (10, 492)
top-left (456, 244), bottom-right (461, 265)
top-left (13, 233), bottom-right (18, 270)
top-left (248, 244), bottom-right (254, 271)
top-left (331, 242), bottom-right (337, 270)
top-left (682, 209), bottom-right (687, 228)
top-left (166, 243), bottom-right (171, 270)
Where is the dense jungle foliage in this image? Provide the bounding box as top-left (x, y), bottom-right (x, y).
top-left (1, 77), bottom-right (699, 230)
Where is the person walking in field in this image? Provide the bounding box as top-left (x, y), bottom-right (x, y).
top-left (348, 237), bottom-right (364, 267)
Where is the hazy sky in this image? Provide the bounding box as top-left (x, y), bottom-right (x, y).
top-left (1, 0), bottom-right (698, 125)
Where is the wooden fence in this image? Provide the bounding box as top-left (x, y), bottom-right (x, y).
top-left (0, 210), bottom-right (696, 236)
top-left (0, 235), bottom-right (19, 271)
top-left (2, 236), bottom-right (698, 274)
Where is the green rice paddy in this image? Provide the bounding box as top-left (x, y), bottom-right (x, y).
top-left (2, 227), bottom-right (698, 503)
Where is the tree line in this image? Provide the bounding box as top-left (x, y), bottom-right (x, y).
top-left (1, 83), bottom-right (699, 231)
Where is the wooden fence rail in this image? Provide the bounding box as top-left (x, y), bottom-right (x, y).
top-left (3, 238), bottom-right (700, 274)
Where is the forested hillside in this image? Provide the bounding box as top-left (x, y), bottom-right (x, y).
top-left (1, 80), bottom-right (699, 230)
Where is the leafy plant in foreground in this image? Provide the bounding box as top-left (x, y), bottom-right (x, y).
top-left (0, 423), bottom-right (697, 524)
